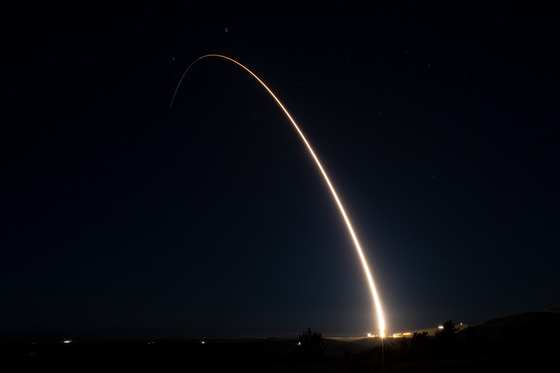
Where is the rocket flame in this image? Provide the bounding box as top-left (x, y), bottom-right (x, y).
top-left (170, 54), bottom-right (386, 338)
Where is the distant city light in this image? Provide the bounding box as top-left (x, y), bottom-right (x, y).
top-left (367, 333), bottom-right (372, 337)
top-left (390, 331), bottom-right (413, 338)
top-left (438, 325), bottom-right (444, 329)
top-left (201, 341), bottom-right (206, 345)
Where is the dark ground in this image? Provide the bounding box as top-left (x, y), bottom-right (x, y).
top-left (2, 310), bottom-right (558, 372)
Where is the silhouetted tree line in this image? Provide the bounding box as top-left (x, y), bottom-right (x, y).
top-left (295, 327), bottom-right (326, 362)
top-left (396, 320), bottom-right (492, 361)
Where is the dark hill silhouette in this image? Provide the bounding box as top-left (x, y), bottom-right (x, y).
top-left (455, 309), bottom-right (560, 361)
top-left (1, 309), bottom-right (558, 372)
top-left (459, 309), bottom-right (560, 341)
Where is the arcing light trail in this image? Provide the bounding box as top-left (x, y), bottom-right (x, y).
top-left (170, 54), bottom-right (386, 338)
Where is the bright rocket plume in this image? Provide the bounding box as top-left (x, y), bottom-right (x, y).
top-left (170, 54), bottom-right (386, 338)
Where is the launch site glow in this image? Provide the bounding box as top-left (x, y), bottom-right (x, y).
top-left (170, 54), bottom-right (386, 338)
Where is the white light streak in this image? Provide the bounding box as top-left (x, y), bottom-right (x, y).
top-left (170, 54), bottom-right (386, 338)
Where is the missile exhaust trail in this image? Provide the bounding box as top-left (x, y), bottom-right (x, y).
top-left (170, 54), bottom-right (386, 338)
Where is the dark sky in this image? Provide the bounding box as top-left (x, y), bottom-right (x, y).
top-left (2, 2), bottom-right (559, 338)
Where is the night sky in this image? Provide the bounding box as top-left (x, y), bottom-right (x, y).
top-left (2, 2), bottom-right (559, 338)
